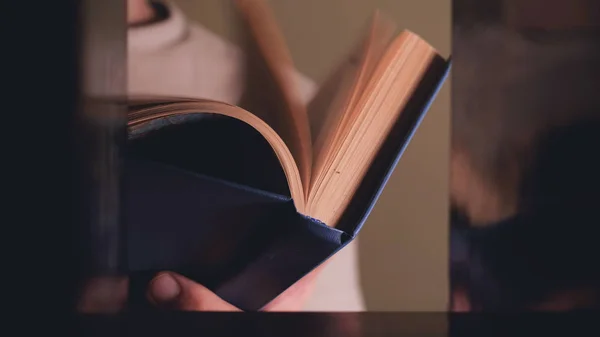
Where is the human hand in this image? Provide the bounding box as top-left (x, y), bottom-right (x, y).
top-left (78, 264), bottom-right (324, 312)
top-left (146, 272), bottom-right (240, 311)
top-left (147, 266), bottom-right (323, 311)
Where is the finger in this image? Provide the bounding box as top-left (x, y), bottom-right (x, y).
top-left (147, 272), bottom-right (241, 311)
top-left (77, 276), bottom-right (129, 313)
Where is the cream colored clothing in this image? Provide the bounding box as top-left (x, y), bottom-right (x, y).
top-left (128, 1), bottom-right (365, 311)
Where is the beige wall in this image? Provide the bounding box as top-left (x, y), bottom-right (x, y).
top-left (173, 0), bottom-right (450, 311)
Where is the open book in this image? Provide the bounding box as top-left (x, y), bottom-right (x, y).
top-left (125, 0), bottom-right (449, 311)
top-left (127, 0), bottom-right (447, 227)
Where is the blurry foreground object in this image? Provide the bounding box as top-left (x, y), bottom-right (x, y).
top-left (504, 0), bottom-right (600, 31)
top-left (74, 0), bottom-right (128, 313)
top-left (451, 0), bottom-right (600, 311)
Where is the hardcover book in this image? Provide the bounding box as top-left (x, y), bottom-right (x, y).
top-left (126, 0), bottom-right (451, 311)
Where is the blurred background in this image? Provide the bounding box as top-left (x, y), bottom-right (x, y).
top-left (172, 0), bottom-right (450, 311)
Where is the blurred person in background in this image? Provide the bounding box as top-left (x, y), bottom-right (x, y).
top-left (450, 21), bottom-right (600, 311)
top-left (126, 0), bottom-right (365, 312)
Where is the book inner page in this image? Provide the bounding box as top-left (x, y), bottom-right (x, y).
top-left (128, 100), bottom-right (307, 212)
top-left (307, 31), bottom-right (438, 225)
top-left (309, 13), bottom-right (397, 193)
top-left (235, 0), bottom-right (313, 194)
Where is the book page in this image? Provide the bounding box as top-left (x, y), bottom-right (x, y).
top-left (127, 99), bottom-right (307, 212)
top-left (307, 35), bottom-right (367, 152)
top-left (310, 13), bottom-right (397, 190)
top-left (235, 0), bottom-right (313, 194)
top-left (307, 31), bottom-right (439, 225)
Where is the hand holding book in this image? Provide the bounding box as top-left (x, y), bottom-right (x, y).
top-left (126, 0), bottom-right (450, 310)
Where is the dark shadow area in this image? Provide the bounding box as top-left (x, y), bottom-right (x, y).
top-left (453, 0), bottom-right (504, 28)
top-left (79, 312), bottom-right (448, 337)
top-left (519, 119), bottom-right (600, 210)
top-left (128, 115), bottom-right (290, 197)
top-left (450, 0), bottom-right (600, 311)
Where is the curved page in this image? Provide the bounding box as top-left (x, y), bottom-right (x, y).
top-left (235, 0), bottom-right (313, 193)
top-left (127, 99), bottom-right (306, 212)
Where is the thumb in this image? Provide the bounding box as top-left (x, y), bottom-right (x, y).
top-left (147, 272), bottom-right (241, 311)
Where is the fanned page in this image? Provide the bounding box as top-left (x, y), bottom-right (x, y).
top-left (234, 0), bottom-right (313, 194)
top-left (306, 31), bottom-right (441, 226)
top-left (127, 98), bottom-right (307, 212)
top-left (127, 0), bottom-right (315, 213)
top-left (310, 12), bottom-right (397, 188)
